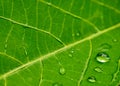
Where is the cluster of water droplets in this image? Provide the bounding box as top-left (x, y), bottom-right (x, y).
top-left (53, 49), bottom-right (75, 85)
top-left (68, 49), bottom-right (74, 58)
top-left (88, 38), bottom-right (119, 83)
top-left (88, 42), bottom-right (113, 83)
top-left (54, 38), bottom-right (118, 85)
top-left (72, 32), bottom-right (81, 37)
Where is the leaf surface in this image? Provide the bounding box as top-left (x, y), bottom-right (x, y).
top-left (0, 0), bottom-right (120, 86)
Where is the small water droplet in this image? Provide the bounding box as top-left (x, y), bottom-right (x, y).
top-left (70, 50), bottom-right (74, 53)
top-left (68, 49), bottom-right (74, 57)
top-left (52, 82), bottom-right (63, 86)
top-left (112, 39), bottom-right (118, 43)
top-left (96, 52), bottom-right (110, 63)
top-left (76, 32), bottom-right (80, 36)
top-left (59, 67), bottom-right (66, 75)
top-left (68, 54), bottom-right (73, 57)
top-left (88, 76), bottom-right (96, 83)
top-left (47, 2), bottom-right (52, 5)
top-left (94, 67), bottom-right (103, 73)
top-left (72, 34), bottom-right (75, 37)
top-left (98, 43), bottom-right (112, 51)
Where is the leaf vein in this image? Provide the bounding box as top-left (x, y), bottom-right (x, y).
top-left (0, 52), bottom-right (23, 64)
top-left (0, 16), bottom-right (66, 46)
top-left (39, 0), bottom-right (100, 32)
top-left (110, 59), bottom-right (120, 85)
top-left (92, 0), bottom-right (120, 14)
top-left (77, 40), bottom-right (92, 86)
top-left (0, 23), bottom-right (120, 80)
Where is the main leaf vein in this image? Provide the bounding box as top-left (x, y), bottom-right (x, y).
top-left (0, 23), bottom-right (120, 80)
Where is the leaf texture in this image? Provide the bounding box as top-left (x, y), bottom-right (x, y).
top-left (0, 0), bottom-right (120, 86)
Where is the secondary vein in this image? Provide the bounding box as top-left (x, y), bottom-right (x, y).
top-left (0, 16), bottom-right (66, 46)
top-left (0, 23), bottom-right (120, 80)
top-left (77, 40), bottom-right (92, 86)
top-left (39, 0), bottom-right (100, 32)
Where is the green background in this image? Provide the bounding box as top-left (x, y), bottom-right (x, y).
top-left (0, 0), bottom-right (120, 86)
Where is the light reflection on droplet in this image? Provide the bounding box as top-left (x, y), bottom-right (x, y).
top-left (59, 67), bottom-right (66, 75)
top-left (88, 76), bottom-right (96, 83)
top-left (96, 52), bottom-right (110, 63)
top-left (94, 67), bottom-right (103, 73)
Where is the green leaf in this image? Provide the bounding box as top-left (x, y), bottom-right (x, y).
top-left (0, 0), bottom-right (120, 86)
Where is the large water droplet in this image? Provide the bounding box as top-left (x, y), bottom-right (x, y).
top-left (59, 67), bottom-right (66, 75)
top-left (52, 82), bottom-right (63, 86)
top-left (87, 76), bottom-right (96, 83)
top-left (96, 52), bottom-right (110, 63)
top-left (94, 67), bottom-right (103, 73)
top-left (98, 43), bottom-right (112, 51)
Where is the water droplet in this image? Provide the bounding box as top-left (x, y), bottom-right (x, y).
top-left (88, 76), bottom-right (96, 83)
top-left (59, 67), bottom-right (66, 75)
top-left (98, 43), bottom-right (112, 52)
top-left (47, 2), bottom-right (52, 5)
top-left (68, 54), bottom-right (73, 57)
top-left (70, 50), bottom-right (74, 53)
top-left (68, 49), bottom-right (74, 57)
top-left (94, 67), bottom-right (103, 73)
top-left (72, 34), bottom-right (75, 37)
top-left (52, 82), bottom-right (63, 86)
top-left (96, 52), bottom-right (110, 63)
top-left (76, 32), bottom-right (80, 36)
top-left (112, 39), bottom-right (118, 43)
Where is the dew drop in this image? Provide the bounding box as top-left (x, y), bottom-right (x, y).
top-left (68, 49), bottom-right (74, 57)
top-left (70, 50), bottom-right (74, 53)
top-left (94, 67), bottom-right (103, 73)
top-left (47, 2), bottom-right (52, 5)
top-left (59, 67), bottom-right (66, 75)
top-left (52, 82), bottom-right (63, 86)
top-left (112, 39), bottom-right (118, 43)
top-left (72, 33), bottom-right (75, 37)
top-left (98, 43), bottom-right (112, 52)
top-left (68, 54), bottom-right (73, 57)
top-left (76, 32), bottom-right (80, 36)
top-left (96, 52), bottom-right (110, 63)
top-left (87, 76), bottom-right (96, 83)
